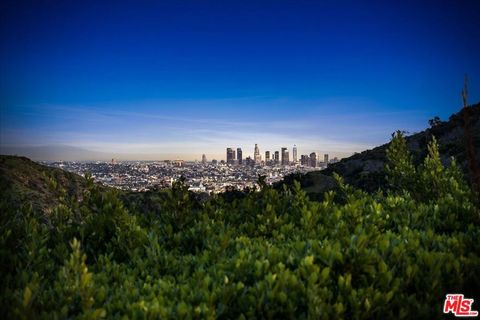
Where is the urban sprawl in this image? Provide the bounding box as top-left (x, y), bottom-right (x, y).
top-left (46, 144), bottom-right (339, 193)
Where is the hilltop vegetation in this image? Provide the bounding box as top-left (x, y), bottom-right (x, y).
top-left (0, 155), bottom-right (87, 214)
top-left (278, 103), bottom-right (480, 199)
top-left (1, 133), bottom-right (479, 319)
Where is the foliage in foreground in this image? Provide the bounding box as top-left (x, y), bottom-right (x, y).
top-left (1, 133), bottom-right (479, 319)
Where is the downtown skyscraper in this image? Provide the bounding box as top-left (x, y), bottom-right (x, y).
top-left (274, 151), bottom-right (280, 164)
top-left (226, 148), bottom-right (235, 165)
top-left (281, 147), bottom-right (289, 165)
top-left (254, 144), bottom-right (261, 164)
top-left (310, 152), bottom-right (317, 168)
top-left (237, 148), bottom-right (243, 165)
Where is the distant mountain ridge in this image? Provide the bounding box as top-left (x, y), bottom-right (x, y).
top-left (278, 103), bottom-right (480, 198)
top-left (0, 145), bottom-right (203, 162)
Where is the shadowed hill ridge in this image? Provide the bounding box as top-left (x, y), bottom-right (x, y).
top-left (0, 155), bottom-right (87, 213)
top-left (278, 103), bottom-right (480, 199)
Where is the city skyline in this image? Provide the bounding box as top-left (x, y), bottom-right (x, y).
top-left (0, 98), bottom-right (424, 161)
top-left (1, 1), bottom-right (479, 161)
top-left (224, 144), bottom-right (326, 165)
top-left (39, 143), bottom-right (332, 194)
top-left (0, 141), bottom-right (352, 162)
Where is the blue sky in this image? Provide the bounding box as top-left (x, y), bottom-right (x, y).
top-left (1, 0), bottom-right (479, 160)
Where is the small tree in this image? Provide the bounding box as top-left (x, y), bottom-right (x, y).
top-left (385, 131), bottom-right (416, 193)
top-left (54, 238), bottom-right (105, 318)
top-left (419, 136), bottom-right (444, 199)
top-left (428, 116), bottom-right (441, 128)
top-left (386, 131), bottom-right (473, 204)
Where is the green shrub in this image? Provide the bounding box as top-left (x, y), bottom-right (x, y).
top-left (1, 134), bottom-right (478, 319)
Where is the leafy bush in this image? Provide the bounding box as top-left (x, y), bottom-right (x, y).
top-left (0, 134), bottom-right (479, 319)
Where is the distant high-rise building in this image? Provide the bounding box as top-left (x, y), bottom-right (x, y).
top-left (212, 159), bottom-right (218, 165)
top-left (226, 148), bottom-right (235, 165)
top-left (202, 154), bottom-right (207, 164)
top-left (324, 153), bottom-right (329, 164)
top-left (265, 151), bottom-right (270, 163)
top-left (293, 145), bottom-right (297, 163)
top-left (245, 156), bottom-right (254, 167)
top-left (310, 152), bottom-right (317, 168)
top-left (237, 148), bottom-right (243, 165)
top-left (281, 147), bottom-right (289, 165)
top-left (274, 151), bottom-right (280, 164)
top-left (301, 155), bottom-right (309, 166)
top-left (173, 159), bottom-right (184, 167)
top-left (254, 144), bottom-right (261, 164)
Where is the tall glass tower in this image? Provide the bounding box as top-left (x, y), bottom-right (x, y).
top-left (226, 148), bottom-right (235, 165)
top-left (254, 144), bottom-right (261, 164)
top-left (281, 147), bottom-right (289, 165)
top-left (237, 148), bottom-right (243, 165)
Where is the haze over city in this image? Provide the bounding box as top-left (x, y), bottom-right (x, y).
top-left (1, 1), bottom-right (479, 161)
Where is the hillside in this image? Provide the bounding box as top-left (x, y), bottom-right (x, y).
top-left (279, 103), bottom-right (480, 199)
top-left (1, 132), bottom-right (479, 319)
top-left (0, 155), bottom-right (87, 214)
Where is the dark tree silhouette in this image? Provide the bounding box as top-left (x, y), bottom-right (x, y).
top-left (428, 116), bottom-right (441, 127)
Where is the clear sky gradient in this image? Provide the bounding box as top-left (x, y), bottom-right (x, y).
top-left (1, 0), bottom-right (479, 160)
